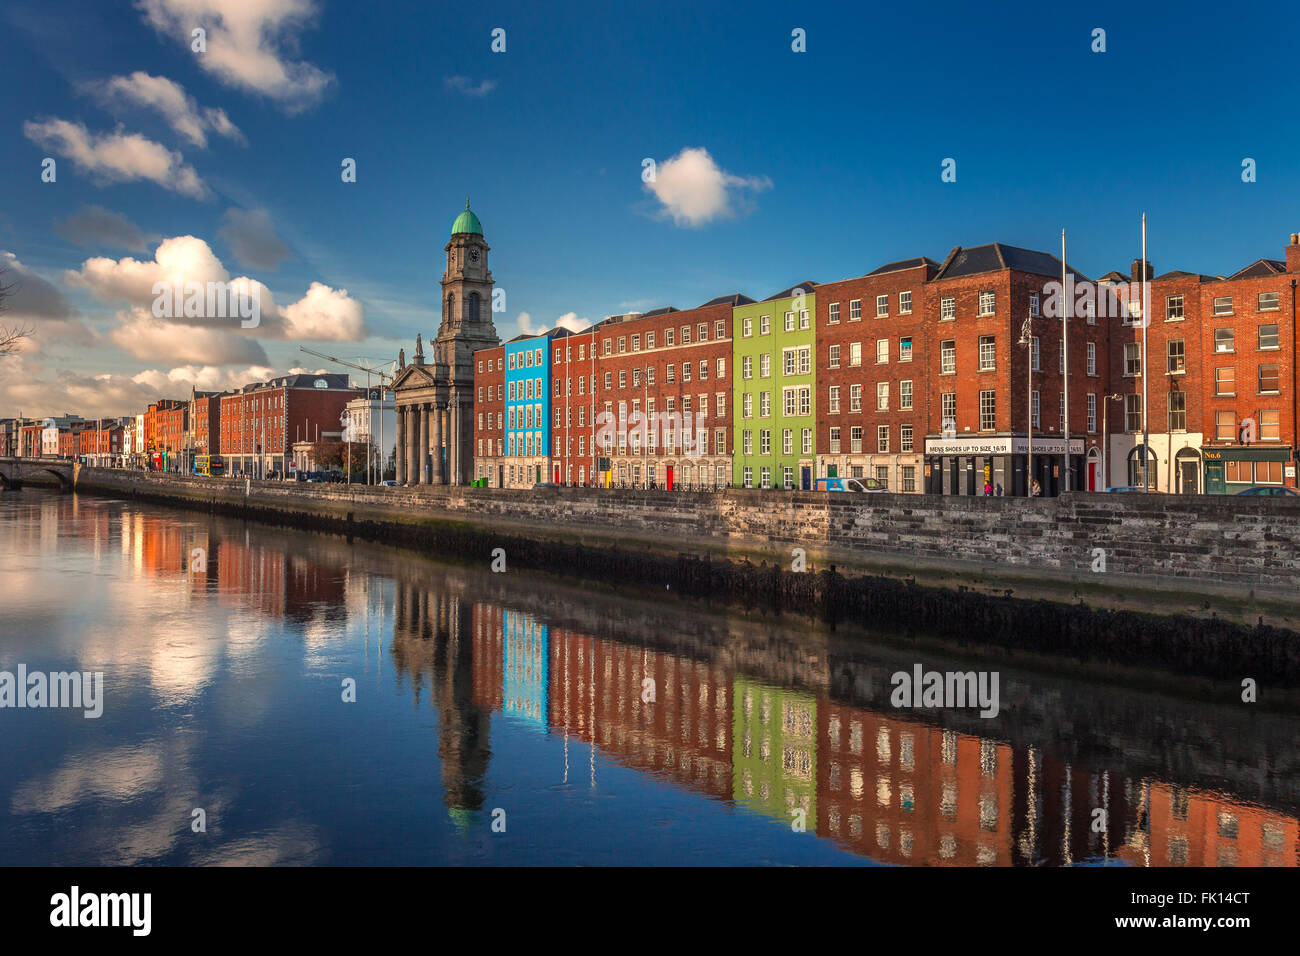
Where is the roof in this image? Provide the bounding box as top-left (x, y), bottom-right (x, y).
top-left (451, 199), bottom-right (483, 236)
top-left (1226, 258), bottom-right (1286, 280)
top-left (699, 292), bottom-right (755, 307)
top-left (1096, 270), bottom-right (1128, 283)
top-left (763, 281), bottom-right (818, 302)
top-left (935, 243), bottom-right (1089, 282)
top-left (867, 256), bottom-right (940, 276)
top-left (1154, 270), bottom-right (1212, 282)
top-left (640, 307), bottom-right (679, 317)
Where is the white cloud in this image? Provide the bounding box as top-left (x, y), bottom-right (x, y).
top-left (131, 364), bottom-right (276, 394)
top-left (23, 119), bottom-right (209, 198)
top-left (218, 207), bottom-right (291, 270)
top-left (517, 311), bottom-right (590, 336)
top-left (444, 76), bottom-right (496, 97)
top-left (0, 252), bottom-right (98, 354)
top-left (644, 147), bottom-right (771, 227)
top-left (138, 0), bottom-right (335, 113)
top-left (90, 72), bottom-right (245, 148)
top-left (108, 307), bottom-right (269, 364)
top-left (63, 236), bottom-right (367, 342)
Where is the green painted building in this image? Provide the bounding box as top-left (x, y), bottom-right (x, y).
top-left (731, 677), bottom-right (817, 825)
top-left (732, 282), bottom-right (818, 489)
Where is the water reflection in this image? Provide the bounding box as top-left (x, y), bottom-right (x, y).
top-left (1, 491), bottom-right (1297, 866)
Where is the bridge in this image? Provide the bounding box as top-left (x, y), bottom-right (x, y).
top-left (0, 457), bottom-right (76, 491)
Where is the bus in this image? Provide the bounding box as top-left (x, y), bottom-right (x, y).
top-left (193, 455), bottom-right (224, 477)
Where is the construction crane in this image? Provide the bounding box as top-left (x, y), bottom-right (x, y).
top-left (299, 346), bottom-right (398, 484)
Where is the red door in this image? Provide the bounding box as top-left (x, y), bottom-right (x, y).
top-left (1087, 461), bottom-right (1098, 491)
top-left (666, 466), bottom-right (674, 491)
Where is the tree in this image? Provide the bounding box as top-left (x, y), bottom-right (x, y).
top-left (0, 267), bottom-right (33, 357)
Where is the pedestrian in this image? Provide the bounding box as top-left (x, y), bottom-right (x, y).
top-left (995, 483), bottom-right (1003, 497)
top-left (984, 480), bottom-right (992, 496)
top-left (1031, 478), bottom-right (1042, 497)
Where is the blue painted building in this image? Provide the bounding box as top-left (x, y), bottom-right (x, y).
top-left (503, 330), bottom-right (563, 487)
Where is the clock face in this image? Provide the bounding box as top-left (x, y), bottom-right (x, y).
top-left (469, 248), bottom-right (480, 262)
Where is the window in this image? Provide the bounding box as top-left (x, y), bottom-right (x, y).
top-left (715, 320), bottom-right (726, 339)
top-left (1260, 364), bottom-right (1280, 393)
top-left (828, 344), bottom-right (841, 368)
top-left (1029, 292), bottom-right (1041, 317)
top-left (647, 366), bottom-right (656, 385)
top-left (603, 338), bottom-right (612, 356)
top-left (1060, 339), bottom-right (1066, 374)
top-left (1086, 394), bottom-right (1097, 432)
top-left (1167, 340), bottom-right (1185, 373)
top-left (1168, 391), bottom-right (1186, 431)
top-left (850, 299), bottom-right (862, 321)
top-left (829, 303), bottom-right (840, 324)
top-left (646, 331), bottom-right (655, 349)
top-left (1030, 391), bottom-right (1040, 428)
top-left (900, 380), bottom-right (913, 410)
top-left (784, 311), bottom-right (795, 332)
top-left (829, 426), bottom-right (841, 453)
top-left (876, 294), bottom-right (889, 317)
top-left (1259, 291), bottom-right (1279, 312)
top-left (618, 370), bottom-right (627, 388)
top-left (1259, 324), bottom-right (1279, 349)
top-left (876, 339), bottom-right (889, 364)
top-left (899, 291), bottom-right (912, 314)
top-left (1213, 296), bottom-right (1233, 316)
top-left (760, 354), bottom-right (771, 377)
top-left (742, 356), bottom-right (753, 380)
top-left (743, 393), bottom-right (753, 419)
top-left (666, 364), bottom-right (676, 384)
top-left (940, 296), bottom-right (955, 320)
top-left (632, 368), bottom-right (641, 387)
top-left (941, 392), bottom-right (956, 423)
top-left (1261, 409), bottom-right (1281, 441)
top-left (680, 326), bottom-right (691, 344)
top-left (682, 361), bottom-right (691, 382)
top-left (665, 328), bottom-right (675, 345)
top-left (760, 430), bottom-right (771, 455)
top-left (940, 340), bottom-right (956, 374)
top-left (850, 342), bottom-right (862, 367)
top-left (828, 386), bottom-right (840, 413)
top-left (799, 310), bottom-right (810, 330)
top-left (1124, 343), bottom-right (1142, 376)
top-left (900, 336), bottom-right (913, 362)
top-left (979, 390), bottom-right (996, 430)
top-left (698, 323), bottom-right (707, 341)
top-left (1215, 328), bottom-right (1235, 353)
top-left (901, 424), bottom-right (913, 453)
top-left (877, 382), bottom-right (889, 410)
top-left (743, 466), bottom-right (753, 488)
top-left (1215, 410), bottom-right (1235, 441)
top-left (978, 336), bottom-right (996, 370)
top-left (742, 316), bottom-right (753, 337)
top-left (901, 465), bottom-right (916, 491)
top-left (978, 290), bottom-right (995, 315)
top-left (618, 336), bottom-right (626, 353)
top-left (759, 391), bottom-right (771, 417)
top-left (850, 384), bottom-right (862, 412)
top-left (1086, 341), bottom-right (1097, 376)
top-left (1031, 336), bottom-right (1040, 371)
top-left (631, 334), bottom-right (640, 352)
top-left (1166, 294), bottom-right (1184, 320)
top-left (782, 429), bottom-right (793, 455)
top-left (717, 357), bottom-right (726, 378)
top-left (699, 360), bottom-right (708, 381)
top-left (1215, 367), bottom-right (1234, 395)
top-left (760, 466), bottom-right (771, 489)
top-left (743, 431), bottom-right (752, 455)
top-left (1125, 394), bottom-right (1142, 433)
top-left (802, 428), bottom-right (812, 454)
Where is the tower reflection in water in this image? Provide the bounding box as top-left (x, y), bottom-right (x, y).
top-left (97, 500), bottom-right (1300, 867)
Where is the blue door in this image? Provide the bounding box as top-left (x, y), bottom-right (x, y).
top-left (801, 467), bottom-right (811, 490)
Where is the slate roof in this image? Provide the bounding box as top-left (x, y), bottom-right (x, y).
top-left (763, 281), bottom-right (818, 301)
top-left (936, 243), bottom-right (1089, 282)
top-left (867, 256), bottom-right (940, 276)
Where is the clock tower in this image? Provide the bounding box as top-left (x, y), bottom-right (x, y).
top-left (392, 199), bottom-right (501, 487)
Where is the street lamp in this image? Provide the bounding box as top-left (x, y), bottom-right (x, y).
top-left (1018, 313), bottom-right (1035, 495)
top-left (1102, 393), bottom-right (1123, 491)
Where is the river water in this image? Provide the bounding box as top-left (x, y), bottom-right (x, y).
top-left (1, 489), bottom-right (1297, 866)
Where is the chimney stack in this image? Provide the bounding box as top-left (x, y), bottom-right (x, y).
top-left (1130, 259), bottom-right (1154, 283)
top-left (1286, 233), bottom-right (1300, 273)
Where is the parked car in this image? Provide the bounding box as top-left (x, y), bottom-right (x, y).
top-left (532, 482), bottom-right (559, 489)
top-left (1236, 485), bottom-right (1300, 497)
top-left (815, 476), bottom-right (888, 493)
top-left (1105, 485), bottom-right (1152, 493)
top-left (379, 479), bottom-right (398, 487)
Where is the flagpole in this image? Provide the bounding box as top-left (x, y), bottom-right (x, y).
top-left (1062, 228), bottom-right (1070, 492)
top-left (1142, 214), bottom-right (1150, 493)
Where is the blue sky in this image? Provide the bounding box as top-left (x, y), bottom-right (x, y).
top-left (1, 0), bottom-right (1297, 416)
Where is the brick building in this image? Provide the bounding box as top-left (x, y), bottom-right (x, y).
top-left (190, 391), bottom-right (222, 457)
top-left (816, 258), bottom-right (937, 492)
top-left (219, 373), bottom-right (361, 477)
top-left (473, 344), bottom-right (505, 486)
top-left (550, 328), bottom-right (598, 487)
top-left (922, 244), bottom-right (1105, 497)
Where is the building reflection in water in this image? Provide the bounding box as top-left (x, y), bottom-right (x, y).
top-left (70, 497), bottom-right (1300, 867)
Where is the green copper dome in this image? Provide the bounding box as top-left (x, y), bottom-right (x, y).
top-left (451, 198), bottom-right (483, 236)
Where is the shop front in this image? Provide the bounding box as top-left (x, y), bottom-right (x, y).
top-left (924, 435), bottom-right (1084, 497)
top-left (1203, 446), bottom-right (1295, 495)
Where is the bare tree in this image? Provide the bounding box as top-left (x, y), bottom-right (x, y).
top-left (0, 267), bottom-right (33, 357)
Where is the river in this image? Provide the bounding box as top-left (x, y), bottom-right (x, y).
top-left (1, 489), bottom-right (1296, 866)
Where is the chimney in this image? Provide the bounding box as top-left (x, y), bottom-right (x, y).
top-left (1130, 258), bottom-right (1154, 283)
top-left (1286, 233), bottom-right (1300, 273)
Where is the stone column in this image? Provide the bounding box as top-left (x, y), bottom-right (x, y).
top-left (447, 396), bottom-right (458, 485)
top-left (405, 407), bottom-right (417, 485)
top-left (430, 398), bottom-right (444, 485)
top-left (418, 403), bottom-right (430, 484)
top-left (395, 405), bottom-right (406, 485)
